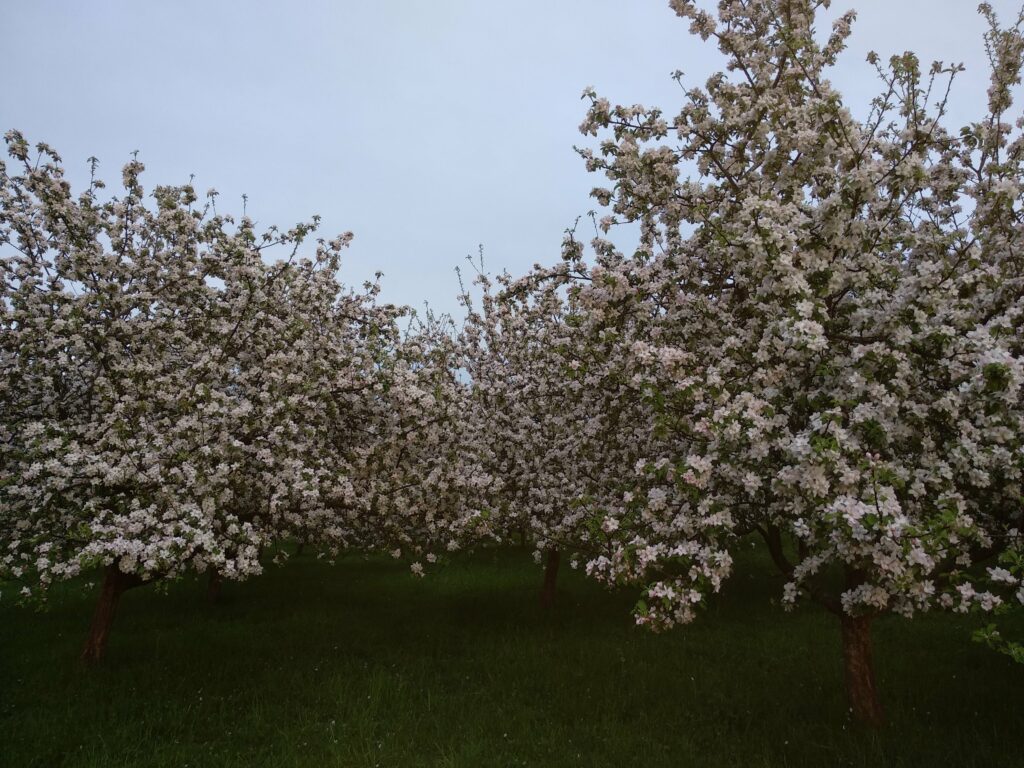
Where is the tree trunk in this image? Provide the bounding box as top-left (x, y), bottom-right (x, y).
top-left (540, 548), bottom-right (560, 609)
top-left (840, 614), bottom-right (884, 727)
top-left (80, 565), bottom-right (143, 663)
top-left (294, 541), bottom-right (305, 557)
top-left (207, 570), bottom-right (223, 603)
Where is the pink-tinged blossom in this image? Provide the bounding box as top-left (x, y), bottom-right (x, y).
top-left (562, 0), bottom-right (1024, 636)
top-left (481, 0), bottom-right (1024, 721)
top-left (1, 133), bottom-right (473, 607)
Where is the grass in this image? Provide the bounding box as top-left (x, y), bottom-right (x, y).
top-left (2, 543), bottom-right (1023, 768)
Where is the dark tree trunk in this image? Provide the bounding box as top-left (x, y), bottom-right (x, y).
top-left (207, 570), bottom-right (223, 603)
top-left (294, 541), bottom-right (305, 557)
top-left (81, 565), bottom-right (143, 663)
top-left (540, 548), bottom-right (560, 609)
top-left (840, 614), bottom-right (884, 727)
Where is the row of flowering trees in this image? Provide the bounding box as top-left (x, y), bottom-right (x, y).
top-left (4, 0), bottom-right (1024, 728)
top-left (0, 132), bottom-right (480, 661)
top-left (459, 0), bottom-right (1024, 727)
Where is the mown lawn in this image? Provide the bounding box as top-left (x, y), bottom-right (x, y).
top-left (1, 544), bottom-right (1022, 768)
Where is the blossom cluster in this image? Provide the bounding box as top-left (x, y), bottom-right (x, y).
top-left (459, 0), bottom-right (1024, 633)
top-left (4, 3), bottom-right (1024, 687)
top-left (0, 131), bottom-right (475, 594)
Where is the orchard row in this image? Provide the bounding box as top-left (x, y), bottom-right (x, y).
top-left (4, 0), bottom-right (1024, 727)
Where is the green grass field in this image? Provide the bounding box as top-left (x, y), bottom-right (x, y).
top-left (2, 545), bottom-right (1022, 768)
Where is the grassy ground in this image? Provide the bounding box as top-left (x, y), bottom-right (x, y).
top-left (2, 544), bottom-right (1023, 768)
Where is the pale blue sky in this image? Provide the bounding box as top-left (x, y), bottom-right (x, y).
top-left (3, 1), bottom-right (1021, 316)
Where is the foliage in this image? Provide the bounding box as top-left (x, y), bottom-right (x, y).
top-left (554, 0), bottom-right (1024, 633)
top-left (0, 132), bottom-right (471, 598)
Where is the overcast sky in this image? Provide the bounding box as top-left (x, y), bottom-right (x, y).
top-left (4, 0), bottom-right (1022, 316)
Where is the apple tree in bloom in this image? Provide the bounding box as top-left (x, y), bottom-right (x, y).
top-left (0, 132), bottom-right (470, 660)
top-left (352, 308), bottom-right (487, 570)
top-left (458, 246), bottom-right (665, 607)
top-left (560, 0), bottom-right (1024, 725)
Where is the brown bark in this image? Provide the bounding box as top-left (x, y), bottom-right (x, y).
top-left (840, 614), bottom-right (884, 727)
top-left (540, 548), bottom-right (560, 609)
top-left (207, 570), bottom-right (223, 603)
top-left (80, 565), bottom-right (143, 663)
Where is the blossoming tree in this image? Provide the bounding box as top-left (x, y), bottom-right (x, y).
top-left (0, 132), bottom-right (470, 660)
top-left (560, 0), bottom-right (1024, 725)
top-left (457, 242), bottom-right (673, 607)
